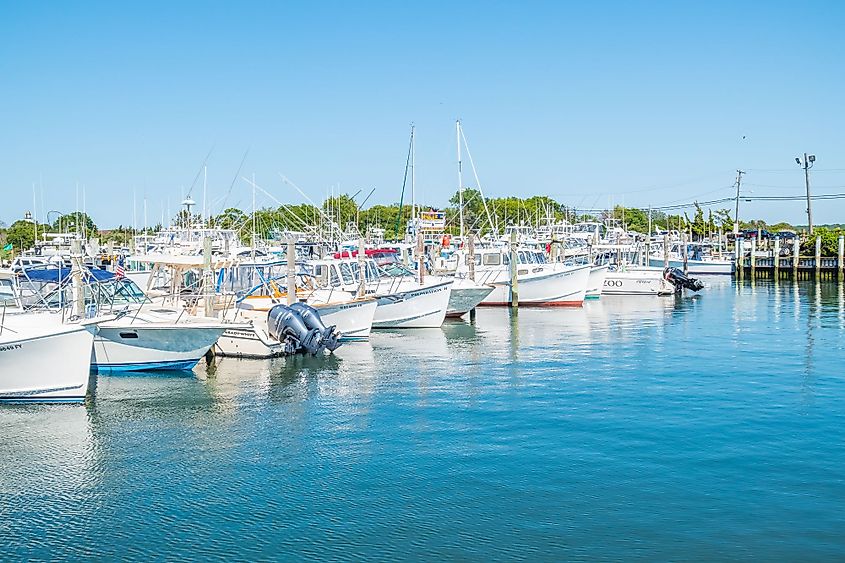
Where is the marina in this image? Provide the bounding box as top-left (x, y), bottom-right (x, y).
top-left (4, 1), bottom-right (845, 559)
top-left (3, 278), bottom-right (845, 559)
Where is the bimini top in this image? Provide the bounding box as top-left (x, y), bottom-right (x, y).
top-left (20, 266), bottom-right (115, 283)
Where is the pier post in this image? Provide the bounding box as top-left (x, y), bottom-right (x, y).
top-left (203, 237), bottom-right (213, 317)
top-left (838, 236), bottom-right (844, 281)
top-left (357, 237), bottom-right (367, 298)
top-left (417, 232), bottom-right (425, 284)
top-left (71, 238), bottom-right (85, 318)
top-left (663, 234), bottom-right (669, 269)
top-left (773, 238), bottom-right (780, 280)
top-left (792, 237), bottom-right (799, 280)
top-left (750, 237), bottom-right (756, 277)
top-left (286, 236), bottom-right (297, 305)
top-left (736, 238), bottom-right (744, 279)
top-left (468, 233), bottom-right (476, 321)
top-left (510, 230), bottom-right (519, 308)
top-left (468, 233), bottom-right (476, 282)
top-left (815, 236), bottom-right (822, 281)
top-left (681, 232), bottom-right (688, 274)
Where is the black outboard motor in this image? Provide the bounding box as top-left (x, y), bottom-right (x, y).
top-left (663, 267), bottom-right (705, 293)
top-left (289, 302), bottom-right (342, 352)
top-left (267, 304), bottom-right (324, 355)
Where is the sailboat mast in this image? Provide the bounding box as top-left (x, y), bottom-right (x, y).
top-left (456, 120), bottom-right (464, 240)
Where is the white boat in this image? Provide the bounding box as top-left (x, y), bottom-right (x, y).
top-left (648, 241), bottom-right (734, 275)
top-left (445, 276), bottom-right (495, 318)
top-left (308, 258), bottom-right (453, 329)
top-left (0, 314), bottom-right (95, 403)
top-left (371, 280), bottom-right (453, 328)
top-left (214, 308), bottom-right (284, 359)
top-left (602, 266), bottom-right (674, 296)
top-left (457, 248), bottom-right (590, 306)
top-left (92, 311), bottom-right (230, 372)
top-left (586, 264), bottom-right (609, 299)
top-left (648, 257), bottom-right (734, 275)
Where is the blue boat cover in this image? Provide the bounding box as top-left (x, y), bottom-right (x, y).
top-left (22, 267), bottom-right (115, 283)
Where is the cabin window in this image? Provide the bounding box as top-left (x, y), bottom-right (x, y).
top-left (313, 264), bottom-right (328, 284)
top-left (0, 279), bottom-right (16, 306)
top-left (464, 255), bottom-right (482, 266)
top-left (366, 262), bottom-right (379, 281)
top-left (329, 266), bottom-right (341, 287)
top-left (339, 263), bottom-right (355, 285)
top-left (482, 254), bottom-right (501, 266)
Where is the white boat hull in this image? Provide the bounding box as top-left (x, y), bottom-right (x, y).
top-left (215, 323), bottom-right (283, 359)
top-left (586, 265), bottom-right (609, 299)
top-left (372, 281), bottom-right (452, 328)
top-left (603, 268), bottom-right (674, 296)
top-left (0, 320), bottom-right (94, 402)
top-left (649, 258), bottom-right (734, 275)
top-left (445, 278), bottom-right (495, 317)
top-left (480, 264), bottom-right (590, 306)
top-left (92, 324), bottom-right (227, 372)
top-left (314, 298), bottom-right (378, 339)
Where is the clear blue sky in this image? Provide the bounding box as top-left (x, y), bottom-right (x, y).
top-left (2, 0), bottom-right (844, 228)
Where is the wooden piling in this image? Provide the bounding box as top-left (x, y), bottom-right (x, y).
top-left (838, 236), bottom-right (844, 281)
top-left (736, 238), bottom-right (744, 279)
top-left (815, 236), bottom-right (822, 281)
top-left (681, 232), bottom-right (688, 274)
top-left (750, 237), bottom-right (756, 277)
top-left (510, 230), bottom-right (519, 308)
top-left (773, 238), bottom-right (780, 279)
top-left (203, 236), bottom-right (213, 317)
top-left (417, 232), bottom-right (425, 284)
top-left (663, 234), bottom-right (669, 269)
top-left (793, 237), bottom-right (800, 279)
top-left (286, 237), bottom-right (297, 305)
top-left (357, 237), bottom-right (367, 298)
top-left (468, 233), bottom-right (477, 321)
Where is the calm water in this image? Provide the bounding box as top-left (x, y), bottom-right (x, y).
top-left (2, 278), bottom-right (845, 560)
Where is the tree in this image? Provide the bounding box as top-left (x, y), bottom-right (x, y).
top-left (53, 212), bottom-right (97, 235)
top-left (6, 220), bottom-right (37, 251)
top-left (214, 207), bottom-right (248, 230)
top-left (801, 226), bottom-right (842, 256)
top-left (714, 209), bottom-right (733, 232)
top-left (323, 195), bottom-right (358, 228)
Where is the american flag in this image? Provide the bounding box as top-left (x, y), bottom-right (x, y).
top-left (115, 256), bottom-right (125, 278)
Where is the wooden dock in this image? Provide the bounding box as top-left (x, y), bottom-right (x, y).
top-left (734, 235), bottom-right (845, 281)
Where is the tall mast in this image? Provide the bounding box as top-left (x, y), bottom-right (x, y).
top-left (32, 183), bottom-right (38, 246)
top-left (410, 124), bottom-right (416, 227)
top-left (252, 172), bottom-right (257, 261)
top-left (202, 164), bottom-right (208, 226)
top-left (457, 120), bottom-right (464, 239)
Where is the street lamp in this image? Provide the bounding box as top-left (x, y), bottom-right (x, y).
top-left (796, 153), bottom-right (816, 235)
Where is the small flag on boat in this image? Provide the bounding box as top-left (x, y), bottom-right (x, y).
top-left (115, 256), bottom-right (125, 278)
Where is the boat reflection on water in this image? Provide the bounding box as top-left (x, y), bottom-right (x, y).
top-left (0, 405), bottom-right (99, 508)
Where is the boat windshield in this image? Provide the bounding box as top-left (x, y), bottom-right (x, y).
top-left (0, 278), bottom-right (17, 306)
top-left (338, 263), bottom-right (356, 285)
top-left (379, 262), bottom-right (414, 277)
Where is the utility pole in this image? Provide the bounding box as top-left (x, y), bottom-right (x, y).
top-left (796, 153), bottom-right (816, 235)
top-left (734, 169), bottom-right (744, 237)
